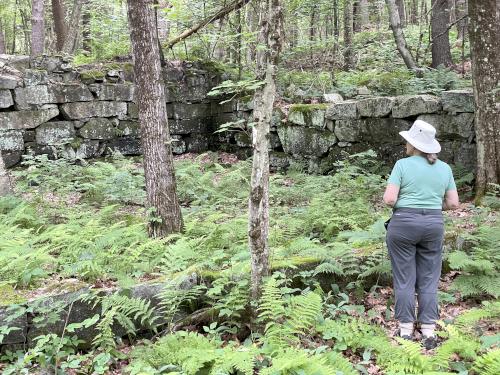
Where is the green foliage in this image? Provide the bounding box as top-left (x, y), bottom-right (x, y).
top-left (447, 223), bottom-right (500, 298)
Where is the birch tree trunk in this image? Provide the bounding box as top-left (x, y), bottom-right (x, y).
top-left (30, 0), bottom-right (45, 57)
top-left (52, 0), bottom-right (67, 51)
top-left (249, 0), bottom-right (283, 300)
top-left (127, 0), bottom-right (183, 237)
top-left (431, 0), bottom-right (453, 68)
top-left (0, 156), bottom-right (12, 196)
top-left (386, 0), bottom-right (418, 71)
top-left (468, 0), bottom-right (500, 199)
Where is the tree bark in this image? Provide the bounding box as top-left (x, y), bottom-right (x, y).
top-left (249, 0), bottom-right (283, 301)
top-left (0, 19), bottom-right (6, 54)
top-left (127, 0), bottom-right (183, 237)
top-left (396, 0), bottom-right (406, 27)
top-left (468, 0), bottom-right (500, 199)
top-left (52, 0), bottom-right (67, 51)
top-left (455, 0), bottom-right (467, 41)
top-left (431, 0), bottom-right (453, 68)
top-left (359, 0), bottom-right (369, 29)
top-left (386, 0), bottom-right (419, 71)
top-left (343, 0), bottom-right (355, 70)
top-left (353, 1), bottom-right (361, 32)
top-left (82, 1), bottom-right (91, 52)
top-left (0, 155), bottom-right (12, 196)
top-left (410, 0), bottom-right (419, 24)
top-left (333, 0), bottom-right (339, 38)
top-left (30, 0), bottom-right (45, 57)
top-left (63, 0), bottom-right (84, 54)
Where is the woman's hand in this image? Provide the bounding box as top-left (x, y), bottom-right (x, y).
top-left (383, 183), bottom-right (400, 207)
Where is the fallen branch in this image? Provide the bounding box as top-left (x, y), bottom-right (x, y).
top-left (164, 0), bottom-right (251, 49)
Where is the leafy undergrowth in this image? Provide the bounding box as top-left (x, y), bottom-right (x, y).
top-left (0, 151), bottom-right (498, 374)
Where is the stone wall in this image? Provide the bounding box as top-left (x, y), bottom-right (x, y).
top-left (0, 54), bottom-right (476, 173)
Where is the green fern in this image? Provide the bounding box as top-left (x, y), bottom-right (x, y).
top-left (472, 349), bottom-right (500, 375)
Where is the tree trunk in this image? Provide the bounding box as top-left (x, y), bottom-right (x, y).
top-left (343, 0), bottom-right (355, 70)
top-left (63, 0), bottom-right (84, 54)
top-left (0, 155), bottom-right (12, 196)
top-left (353, 1), bottom-right (361, 32)
top-left (396, 0), bottom-right (406, 27)
top-left (82, 1), bottom-right (91, 52)
top-left (127, 0), bottom-right (183, 237)
top-left (359, 0), bottom-right (369, 29)
top-left (249, 0), bottom-right (283, 301)
top-left (52, 0), bottom-right (67, 51)
top-left (0, 19), bottom-right (6, 54)
top-left (333, 0), bottom-right (339, 38)
top-left (30, 0), bottom-right (45, 57)
top-left (431, 0), bottom-right (453, 68)
top-left (468, 0), bottom-right (500, 199)
top-left (410, 0), bottom-right (419, 24)
top-left (386, 0), bottom-right (418, 71)
top-left (455, 0), bottom-right (467, 41)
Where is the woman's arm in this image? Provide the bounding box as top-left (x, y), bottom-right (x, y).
top-left (443, 189), bottom-right (460, 210)
top-left (383, 183), bottom-right (400, 207)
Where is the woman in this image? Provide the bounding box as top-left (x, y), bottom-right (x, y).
top-left (383, 120), bottom-right (459, 350)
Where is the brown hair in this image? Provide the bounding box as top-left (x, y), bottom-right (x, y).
top-left (425, 153), bottom-right (438, 164)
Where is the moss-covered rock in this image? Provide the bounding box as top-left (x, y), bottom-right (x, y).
top-left (277, 124), bottom-right (337, 157)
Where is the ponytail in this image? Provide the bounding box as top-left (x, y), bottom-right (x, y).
top-left (425, 153), bottom-right (438, 164)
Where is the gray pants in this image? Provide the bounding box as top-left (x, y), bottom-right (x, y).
top-left (386, 207), bottom-right (444, 324)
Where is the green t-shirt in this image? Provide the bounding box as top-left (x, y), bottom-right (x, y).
top-left (387, 156), bottom-right (457, 209)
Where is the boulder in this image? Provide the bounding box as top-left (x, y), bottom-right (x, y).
top-left (0, 74), bottom-right (22, 89)
top-left (23, 69), bottom-right (49, 86)
top-left (0, 89), bottom-right (13, 108)
top-left (171, 135), bottom-right (187, 154)
top-left (0, 54), bottom-right (30, 71)
top-left (79, 118), bottom-right (115, 140)
top-left (0, 106), bottom-right (59, 130)
top-left (117, 120), bottom-right (140, 137)
top-left (234, 132), bottom-right (252, 148)
top-left (0, 130), bottom-right (24, 150)
top-left (288, 105), bottom-right (327, 129)
top-left (60, 101), bottom-right (127, 120)
top-left (325, 101), bottom-right (359, 120)
top-left (277, 124), bottom-right (337, 157)
top-left (392, 95), bottom-right (442, 118)
top-left (441, 89), bottom-right (474, 114)
top-left (1, 150), bottom-right (23, 168)
top-left (61, 140), bottom-right (102, 159)
top-left (128, 102), bottom-right (138, 119)
top-left (88, 83), bottom-right (135, 101)
top-left (14, 84), bottom-right (93, 109)
top-left (166, 103), bottom-right (212, 119)
top-left (36, 122), bottom-right (76, 145)
top-left (357, 97), bottom-right (395, 117)
top-left (269, 151), bottom-right (290, 171)
top-left (323, 93), bottom-right (344, 103)
top-left (334, 118), bottom-right (411, 143)
top-left (417, 113), bottom-right (474, 139)
top-left (107, 137), bottom-right (142, 155)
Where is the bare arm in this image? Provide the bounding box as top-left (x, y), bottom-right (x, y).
top-left (443, 189), bottom-right (460, 210)
top-left (383, 183), bottom-right (400, 207)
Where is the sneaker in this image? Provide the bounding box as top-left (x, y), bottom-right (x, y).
top-left (396, 329), bottom-right (413, 341)
top-left (423, 336), bottom-right (437, 350)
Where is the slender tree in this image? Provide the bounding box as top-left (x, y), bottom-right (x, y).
top-left (82, 0), bottom-right (91, 52)
top-left (455, 0), bottom-right (468, 41)
top-left (63, 0), bottom-right (84, 54)
top-left (249, 0), bottom-right (283, 300)
top-left (30, 0), bottom-right (45, 56)
top-left (343, 0), bottom-right (355, 70)
top-left (52, 0), bottom-right (67, 51)
top-left (127, 0), bottom-right (184, 237)
top-left (431, 0), bottom-right (453, 68)
top-left (468, 0), bottom-right (500, 198)
top-left (386, 0), bottom-right (418, 71)
top-left (396, 0), bottom-right (406, 27)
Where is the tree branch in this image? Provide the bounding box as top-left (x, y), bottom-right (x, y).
top-left (164, 0), bottom-right (251, 49)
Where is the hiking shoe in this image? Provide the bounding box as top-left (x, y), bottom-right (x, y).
top-left (423, 336), bottom-right (437, 350)
top-left (401, 334), bottom-right (413, 341)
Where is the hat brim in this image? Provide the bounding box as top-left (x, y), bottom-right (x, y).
top-left (399, 131), bottom-right (441, 153)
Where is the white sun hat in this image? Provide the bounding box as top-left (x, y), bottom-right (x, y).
top-left (399, 120), bottom-right (441, 154)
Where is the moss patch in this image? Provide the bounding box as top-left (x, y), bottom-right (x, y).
top-left (0, 284), bottom-right (27, 306)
